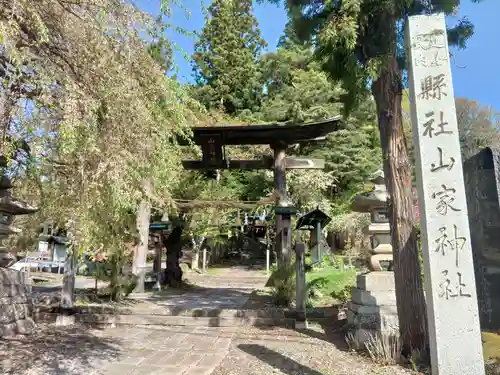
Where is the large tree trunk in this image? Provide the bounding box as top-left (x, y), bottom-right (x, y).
top-left (133, 179), bottom-right (152, 293)
top-left (372, 52), bottom-right (427, 354)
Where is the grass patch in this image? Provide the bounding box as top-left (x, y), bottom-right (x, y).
top-left (481, 332), bottom-right (500, 375)
top-left (306, 268), bottom-right (356, 307)
top-left (483, 332), bottom-right (500, 360)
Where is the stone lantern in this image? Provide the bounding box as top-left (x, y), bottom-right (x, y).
top-left (0, 167), bottom-right (38, 267)
top-left (350, 170), bottom-right (392, 271)
top-left (347, 170), bottom-right (398, 345)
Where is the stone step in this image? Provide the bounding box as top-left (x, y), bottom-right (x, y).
top-left (351, 288), bottom-right (397, 306)
top-left (356, 272), bottom-right (395, 291)
top-left (347, 301), bottom-right (397, 315)
top-left (35, 311), bottom-right (298, 328)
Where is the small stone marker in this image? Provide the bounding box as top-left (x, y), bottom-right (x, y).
top-left (294, 242), bottom-right (307, 330)
top-left (406, 13), bottom-right (484, 375)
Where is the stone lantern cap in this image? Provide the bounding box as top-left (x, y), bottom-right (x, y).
top-left (0, 196), bottom-right (38, 215)
top-left (351, 170), bottom-right (389, 213)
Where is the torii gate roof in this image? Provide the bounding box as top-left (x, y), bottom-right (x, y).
top-left (177, 116), bottom-right (342, 146)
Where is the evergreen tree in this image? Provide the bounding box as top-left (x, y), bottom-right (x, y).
top-left (258, 33), bottom-right (382, 206)
top-left (262, 0), bottom-right (483, 353)
top-left (192, 0), bottom-right (267, 115)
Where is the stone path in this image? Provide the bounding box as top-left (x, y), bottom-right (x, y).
top-left (2, 266), bottom-right (271, 375)
top-left (1, 324), bottom-right (235, 375)
top-left (113, 266), bottom-right (270, 316)
top-left (2, 265), bottom-right (415, 375)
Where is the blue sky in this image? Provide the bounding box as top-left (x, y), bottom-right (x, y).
top-left (135, 0), bottom-right (499, 109)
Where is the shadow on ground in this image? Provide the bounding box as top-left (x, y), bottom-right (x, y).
top-left (238, 343), bottom-right (323, 375)
top-left (0, 324), bottom-right (122, 375)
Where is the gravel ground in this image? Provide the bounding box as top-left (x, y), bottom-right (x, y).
top-left (212, 324), bottom-right (415, 375)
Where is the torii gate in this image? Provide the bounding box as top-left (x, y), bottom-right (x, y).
top-left (178, 117), bottom-right (341, 266)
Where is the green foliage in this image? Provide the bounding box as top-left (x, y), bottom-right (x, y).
top-left (254, 28), bottom-right (383, 215)
top-left (306, 268), bottom-right (356, 307)
top-left (278, 0), bottom-right (481, 112)
top-left (1, 1), bottom-right (206, 299)
top-left (269, 263), bottom-right (296, 306)
top-left (455, 98), bottom-right (500, 160)
top-left (331, 284), bottom-right (354, 305)
top-left (192, 0), bottom-right (267, 114)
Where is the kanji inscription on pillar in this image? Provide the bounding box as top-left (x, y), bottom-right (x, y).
top-left (406, 13), bottom-right (484, 375)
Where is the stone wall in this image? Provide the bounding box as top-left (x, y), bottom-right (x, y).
top-left (0, 267), bottom-right (35, 336)
top-left (464, 147), bottom-right (500, 330)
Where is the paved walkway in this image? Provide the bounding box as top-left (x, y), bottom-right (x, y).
top-left (98, 326), bottom-right (235, 375)
top-left (128, 266), bottom-right (269, 313)
top-left (3, 266), bottom-right (270, 375)
top-left (1, 324), bottom-right (235, 375)
top-left (2, 266), bottom-right (414, 375)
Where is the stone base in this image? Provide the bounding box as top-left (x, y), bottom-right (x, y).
top-left (16, 318), bottom-right (36, 334)
top-left (347, 308), bottom-right (399, 331)
top-left (356, 272), bottom-right (395, 291)
top-left (347, 271), bottom-right (399, 345)
top-left (0, 318), bottom-right (35, 336)
top-left (351, 288), bottom-right (397, 306)
top-left (56, 315), bottom-right (75, 326)
top-left (295, 320), bottom-right (308, 330)
top-left (0, 322), bottom-right (17, 336)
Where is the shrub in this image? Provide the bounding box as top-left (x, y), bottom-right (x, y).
top-left (331, 284), bottom-right (354, 305)
top-left (269, 263), bottom-right (296, 307)
top-left (345, 331), bottom-right (402, 365)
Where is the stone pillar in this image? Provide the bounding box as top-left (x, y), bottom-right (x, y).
top-left (407, 13), bottom-right (484, 374)
top-left (295, 243), bottom-right (307, 329)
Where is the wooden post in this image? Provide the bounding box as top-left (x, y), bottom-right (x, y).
top-left (273, 144), bottom-right (291, 266)
top-left (295, 243), bottom-right (307, 329)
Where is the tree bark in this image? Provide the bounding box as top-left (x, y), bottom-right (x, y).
top-left (372, 52), bottom-right (427, 353)
top-left (133, 179), bottom-right (152, 293)
top-left (164, 227), bottom-right (183, 287)
top-left (273, 144), bottom-right (291, 267)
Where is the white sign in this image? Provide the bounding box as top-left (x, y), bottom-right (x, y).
top-left (406, 13), bottom-right (484, 375)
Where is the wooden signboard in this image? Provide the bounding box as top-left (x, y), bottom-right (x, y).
top-left (200, 133), bottom-right (224, 169)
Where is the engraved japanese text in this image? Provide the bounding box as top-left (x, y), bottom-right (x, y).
top-left (439, 270), bottom-right (472, 300)
top-left (432, 184), bottom-right (462, 215)
top-left (434, 225), bottom-right (467, 267)
top-left (430, 147), bottom-right (455, 172)
top-left (423, 111), bottom-right (453, 138)
top-left (418, 74), bottom-right (447, 100)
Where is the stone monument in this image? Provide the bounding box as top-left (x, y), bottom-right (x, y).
top-left (407, 13), bottom-right (484, 375)
top-left (347, 170), bottom-right (398, 344)
top-left (464, 147), bottom-right (500, 330)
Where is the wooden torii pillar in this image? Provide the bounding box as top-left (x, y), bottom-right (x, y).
top-left (178, 117), bottom-right (341, 267)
